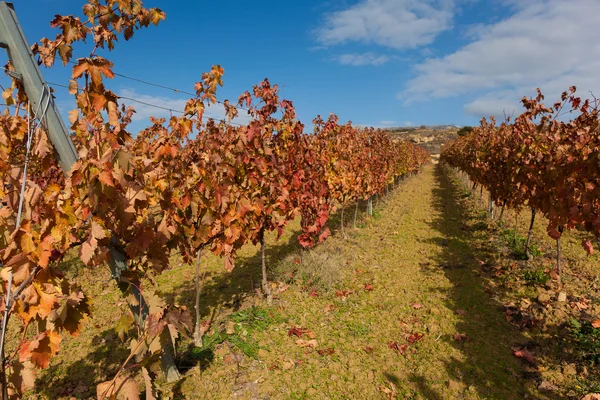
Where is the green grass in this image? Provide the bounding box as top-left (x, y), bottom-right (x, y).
top-left (520, 268), bottom-right (550, 286)
top-left (570, 318), bottom-right (600, 365)
top-left (500, 228), bottom-right (542, 260)
top-left (229, 306), bottom-right (284, 332)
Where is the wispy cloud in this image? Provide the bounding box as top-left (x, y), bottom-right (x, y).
top-left (401, 0), bottom-right (600, 117)
top-left (335, 52), bottom-right (391, 66)
top-left (316, 0), bottom-right (455, 50)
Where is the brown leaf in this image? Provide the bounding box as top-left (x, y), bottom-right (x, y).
top-left (288, 327), bottom-right (314, 338)
top-left (98, 170), bottom-right (114, 187)
top-left (33, 129), bottom-right (52, 159)
top-left (407, 333), bottom-right (424, 344)
top-left (411, 303), bottom-right (423, 309)
top-left (317, 348), bottom-right (335, 356)
top-left (453, 333), bottom-right (469, 342)
top-left (323, 304), bottom-right (336, 313)
top-left (592, 320), bottom-right (600, 329)
top-left (388, 341), bottom-right (408, 356)
top-left (582, 394), bottom-right (600, 400)
top-left (512, 347), bottom-right (536, 364)
top-left (296, 339), bottom-right (318, 348)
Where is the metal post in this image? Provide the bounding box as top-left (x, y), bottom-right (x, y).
top-left (0, 2), bottom-right (77, 172)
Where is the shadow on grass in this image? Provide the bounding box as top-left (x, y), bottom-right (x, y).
top-left (411, 164), bottom-right (562, 399)
top-left (34, 329), bottom-right (129, 399)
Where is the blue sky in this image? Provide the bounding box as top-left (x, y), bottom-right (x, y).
top-left (3, 0), bottom-right (600, 132)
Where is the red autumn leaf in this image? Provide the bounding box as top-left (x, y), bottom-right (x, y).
top-left (453, 333), bottom-right (469, 342)
top-left (335, 289), bottom-right (353, 298)
top-left (364, 283), bottom-right (374, 292)
top-left (388, 341), bottom-right (408, 356)
top-left (582, 239), bottom-right (595, 255)
top-left (512, 347), bottom-right (536, 364)
top-left (317, 348), bottom-right (335, 356)
top-left (407, 333), bottom-right (424, 344)
top-left (288, 327), bottom-right (309, 338)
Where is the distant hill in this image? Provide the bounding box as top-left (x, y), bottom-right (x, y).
top-left (386, 125), bottom-right (459, 156)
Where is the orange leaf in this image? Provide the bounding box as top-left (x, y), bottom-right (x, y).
top-left (19, 331), bottom-right (61, 369)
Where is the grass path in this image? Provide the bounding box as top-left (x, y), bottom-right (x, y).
top-left (34, 164), bottom-right (548, 399)
top-left (168, 164), bottom-right (538, 399)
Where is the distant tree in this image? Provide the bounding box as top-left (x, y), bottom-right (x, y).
top-left (457, 126), bottom-right (474, 136)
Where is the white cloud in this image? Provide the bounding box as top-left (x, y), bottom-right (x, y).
top-left (117, 88), bottom-right (253, 125)
top-left (335, 52), bottom-right (390, 66)
top-left (316, 0), bottom-right (454, 50)
top-left (402, 0), bottom-right (600, 116)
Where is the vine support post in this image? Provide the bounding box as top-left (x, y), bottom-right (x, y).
top-left (108, 245), bottom-right (181, 382)
top-left (513, 212), bottom-right (518, 246)
top-left (340, 203), bottom-right (347, 239)
top-left (367, 196), bottom-right (373, 217)
top-left (193, 250), bottom-right (204, 347)
top-left (0, 272), bottom-right (12, 400)
top-left (260, 230), bottom-right (272, 304)
top-left (497, 200), bottom-right (507, 222)
top-left (354, 200), bottom-right (359, 228)
top-left (556, 237), bottom-right (562, 286)
top-left (525, 208), bottom-right (536, 259)
top-left (0, 1), bottom-right (77, 172)
top-left (556, 226), bottom-right (564, 287)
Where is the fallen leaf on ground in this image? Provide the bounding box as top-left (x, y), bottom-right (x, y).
top-left (273, 284), bottom-right (289, 295)
top-left (364, 283), bottom-right (374, 292)
top-left (592, 320), bottom-right (600, 329)
top-left (296, 339), bottom-right (318, 348)
top-left (282, 361), bottom-right (294, 370)
top-left (455, 309), bottom-right (467, 316)
top-left (288, 327), bottom-right (315, 339)
top-left (317, 348), bottom-right (335, 356)
top-left (335, 290), bottom-right (354, 298)
top-left (363, 347), bottom-right (374, 354)
top-left (512, 347), bottom-right (536, 364)
top-left (411, 303), bottom-right (423, 309)
top-left (582, 394), bottom-right (600, 400)
top-left (389, 341), bottom-right (408, 355)
top-left (323, 304), bottom-right (336, 313)
top-left (407, 333), bottom-right (424, 344)
top-left (453, 333), bottom-right (469, 342)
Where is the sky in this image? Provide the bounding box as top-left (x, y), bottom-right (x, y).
top-left (3, 0), bottom-right (600, 132)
